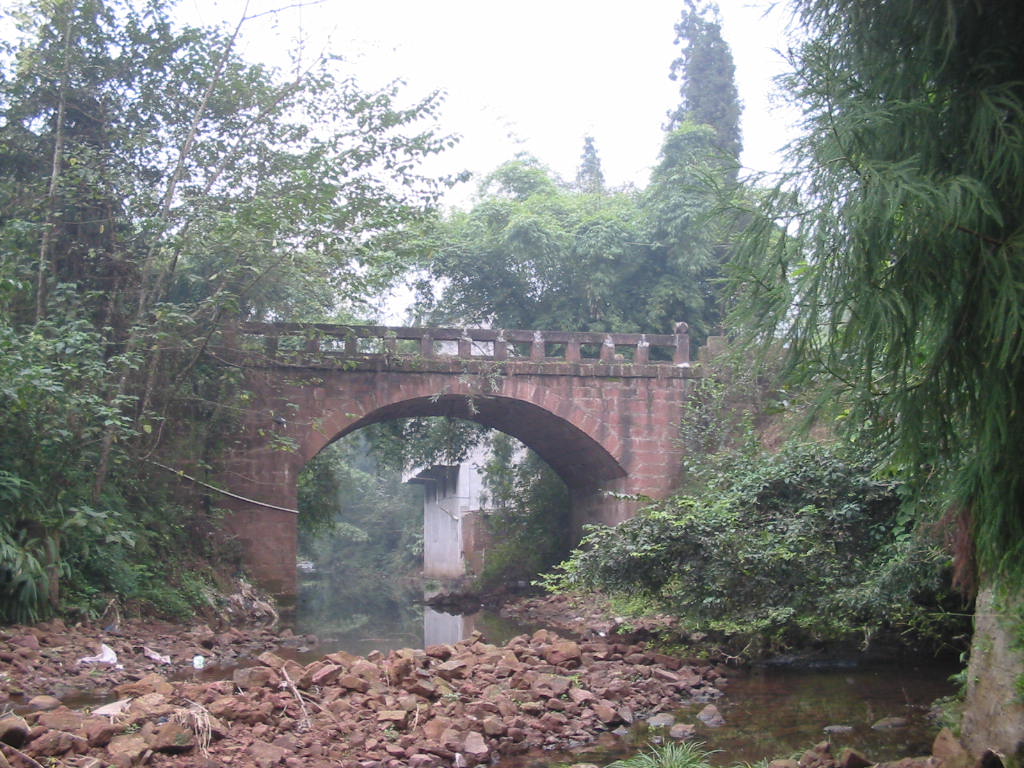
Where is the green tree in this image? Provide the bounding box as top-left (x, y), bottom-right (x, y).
top-left (419, 156), bottom-right (714, 337)
top-left (667, 0), bottom-right (742, 165)
top-left (0, 0), bottom-right (454, 619)
top-left (728, 0), bottom-right (1024, 750)
top-left (574, 135), bottom-right (605, 194)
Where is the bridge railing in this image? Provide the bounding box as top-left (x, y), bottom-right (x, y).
top-left (229, 322), bottom-right (692, 365)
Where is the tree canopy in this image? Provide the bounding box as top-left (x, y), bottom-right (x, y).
top-left (730, 0), bottom-right (1024, 588)
top-left (667, 0), bottom-right (742, 165)
top-left (416, 154), bottom-right (725, 338)
top-left (0, 0), bottom-right (454, 621)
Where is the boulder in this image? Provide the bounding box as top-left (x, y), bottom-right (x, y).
top-left (233, 665), bottom-right (280, 690)
top-left (36, 708), bottom-right (85, 733)
top-left (932, 728), bottom-right (970, 768)
top-left (838, 748), bottom-right (873, 768)
top-left (669, 723), bottom-right (696, 740)
top-left (0, 715), bottom-right (30, 747)
top-left (83, 717), bottom-right (119, 748)
top-left (106, 733), bottom-right (149, 767)
top-left (697, 703), bottom-right (725, 727)
top-left (257, 650), bottom-right (288, 669)
top-left (114, 672), bottom-right (173, 697)
top-left (25, 695), bottom-right (61, 712)
top-left (647, 713), bottom-right (676, 728)
top-left (462, 731), bottom-right (489, 760)
top-left (26, 728), bottom-right (87, 758)
top-left (543, 641), bottom-right (582, 667)
top-left (145, 721), bottom-right (195, 753)
top-left (250, 741), bottom-right (291, 768)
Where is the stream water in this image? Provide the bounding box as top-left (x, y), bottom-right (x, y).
top-left (292, 575), bottom-right (958, 766)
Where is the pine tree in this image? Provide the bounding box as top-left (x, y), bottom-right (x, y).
top-left (574, 135), bottom-right (605, 194)
top-left (667, 0), bottom-right (742, 163)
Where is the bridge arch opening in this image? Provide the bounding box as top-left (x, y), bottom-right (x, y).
top-left (314, 394), bottom-right (627, 494)
top-left (293, 414), bottom-right (576, 649)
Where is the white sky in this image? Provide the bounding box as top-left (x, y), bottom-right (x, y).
top-left (183, 1), bottom-right (800, 207)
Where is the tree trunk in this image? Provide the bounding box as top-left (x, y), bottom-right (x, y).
top-left (961, 579), bottom-right (1024, 760)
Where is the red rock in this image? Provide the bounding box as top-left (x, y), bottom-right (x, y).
top-left (250, 741), bottom-right (291, 768)
top-left (350, 659), bottom-right (381, 680)
top-left (481, 716), bottom-right (506, 736)
top-left (257, 651), bottom-right (287, 669)
top-left (422, 717), bottom-right (453, 741)
top-left (36, 708), bottom-right (85, 733)
top-left (591, 702), bottom-right (621, 725)
top-left (405, 676), bottom-right (438, 699)
top-left (9, 635), bottom-right (40, 651)
top-left (838, 749), bottom-right (873, 768)
top-left (377, 710), bottom-right (409, 728)
top-left (106, 733), bottom-right (149, 766)
top-left (233, 665), bottom-right (279, 689)
top-left (543, 641), bottom-right (582, 667)
top-left (115, 672), bottom-right (173, 697)
top-left (462, 731), bottom-right (489, 760)
top-left (309, 663), bottom-right (343, 687)
top-left (568, 687), bottom-right (595, 704)
top-left (127, 692), bottom-right (176, 719)
top-left (338, 674), bottom-right (370, 693)
top-left (145, 721), bottom-right (195, 753)
top-left (26, 729), bottom-right (87, 757)
top-left (697, 703), bottom-right (725, 727)
top-left (932, 728), bottom-right (970, 768)
top-left (324, 650), bottom-right (358, 667)
top-left (531, 673), bottom-right (571, 697)
top-left (669, 723), bottom-right (696, 740)
top-left (25, 695), bottom-right (61, 711)
top-left (207, 696), bottom-right (273, 725)
top-left (83, 717), bottom-right (119, 748)
top-left (0, 715), bottom-right (30, 747)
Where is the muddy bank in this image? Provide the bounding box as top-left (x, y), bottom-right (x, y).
top-left (1, 616), bottom-right (724, 768)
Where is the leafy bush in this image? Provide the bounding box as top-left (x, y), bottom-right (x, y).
top-left (542, 442), bottom-right (964, 651)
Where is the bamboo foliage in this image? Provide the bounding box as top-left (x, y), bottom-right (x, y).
top-left (727, 0), bottom-right (1024, 586)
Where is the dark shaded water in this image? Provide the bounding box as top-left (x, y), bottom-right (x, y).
top-left (684, 661), bottom-right (956, 764)
top-left (293, 575), bottom-right (957, 766)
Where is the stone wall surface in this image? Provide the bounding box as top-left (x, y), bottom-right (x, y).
top-left (217, 357), bottom-right (697, 595)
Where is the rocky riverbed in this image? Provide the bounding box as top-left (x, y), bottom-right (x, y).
top-left (0, 612), bottom-right (726, 768)
top-left (0, 591), bottom-right (982, 768)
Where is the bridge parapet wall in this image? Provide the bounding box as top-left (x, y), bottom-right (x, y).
top-left (226, 321), bottom-right (691, 368)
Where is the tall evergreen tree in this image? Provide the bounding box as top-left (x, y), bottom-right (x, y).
top-left (667, 0), bottom-right (742, 164)
top-left (574, 135), bottom-right (605, 194)
top-left (728, 0), bottom-right (1024, 751)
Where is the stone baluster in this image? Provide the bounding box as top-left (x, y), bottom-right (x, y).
top-left (420, 331), bottom-right (434, 358)
top-left (531, 330), bottom-right (545, 361)
top-left (304, 334), bottom-right (320, 353)
top-left (636, 334), bottom-right (650, 364)
top-left (459, 329), bottom-right (473, 358)
top-left (344, 332), bottom-right (358, 355)
top-left (566, 337), bottom-right (581, 362)
top-left (600, 334), bottom-right (616, 362)
top-left (673, 321), bottom-right (690, 364)
top-left (494, 330), bottom-right (508, 360)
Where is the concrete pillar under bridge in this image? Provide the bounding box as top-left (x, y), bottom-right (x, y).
top-left (212, 324), bottom-right (702, 597)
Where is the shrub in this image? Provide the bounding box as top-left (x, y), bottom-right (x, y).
top-left (542, 441), bottom-right (965, 652)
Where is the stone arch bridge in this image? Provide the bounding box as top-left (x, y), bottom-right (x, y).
top-left (214, 322), bottom-right (703, 595)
